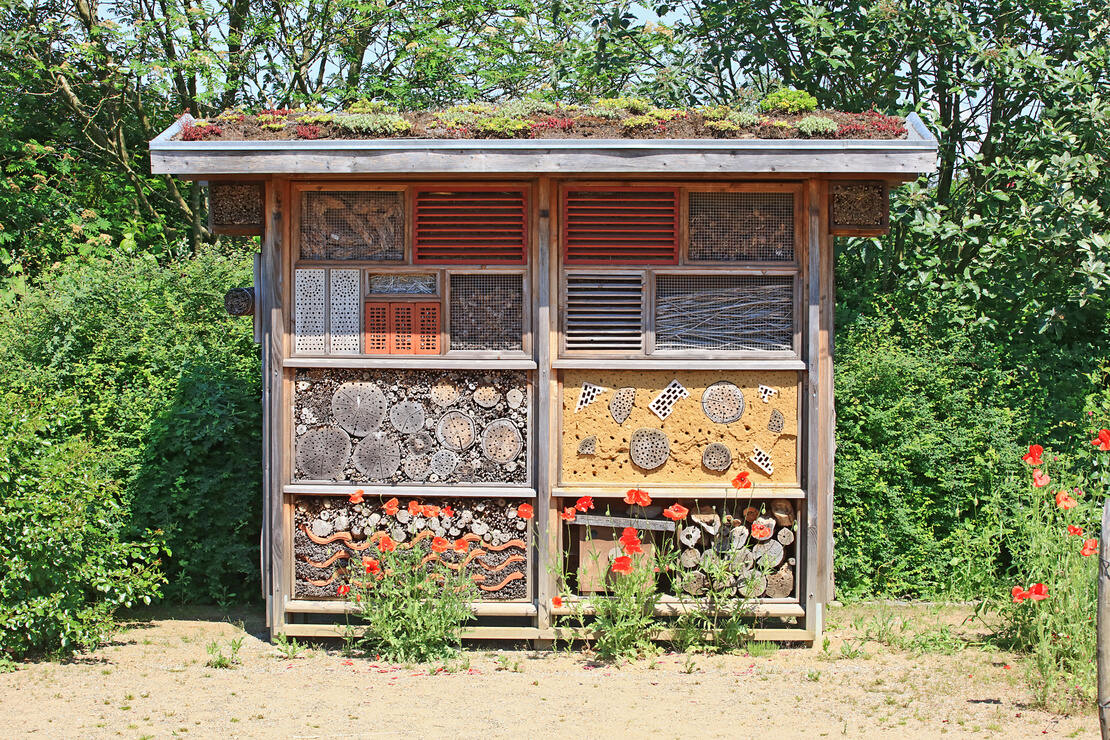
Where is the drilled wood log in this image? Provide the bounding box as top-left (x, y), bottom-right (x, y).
top-left (224, 286), bottom-right (255, 316)
top-left (764, 564), bottom-right (794, 598)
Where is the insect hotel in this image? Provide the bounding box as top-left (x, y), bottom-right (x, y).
top-left (150, 104), bottom-right (936, 643)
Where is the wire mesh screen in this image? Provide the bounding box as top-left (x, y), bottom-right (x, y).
top-left (300, 190), bottom-right (404, 261)
top-left (654, 275), bottom-right (794, 352)
top-left (688, 192), bottom-right (795, 262)
top-left (449, 274), bottom-right (523, 352)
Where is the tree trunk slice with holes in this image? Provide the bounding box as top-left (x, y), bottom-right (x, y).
top-left (473, 385), bottom-right (501, 408)
top-left (577, 435), bottom-right (597, 456)
top-left (702, 381), bottom-right (745, 424)
top-left (738, 571), bottom-right (767, 598)
top-left (481, 419), bottom-right (523, 463)
top-left (752, 539), bottom-right (784, 568)
top-left (436, 411), bottom-right (476, 450)
top-left (403, 454), bottom-right (431, 480)
top-left (770, 499), bottom-right (795, 527)
top-left (609, 387), bottom-right (635, 425)
top-left (752, 515), bottom-right (776, 541)
top-left (296, 426), bottom-right (351, 480)
top-left (776, 527), bottom-right (795, 547)
top-left (352, 432), bottom-right (401, 479)
top-left (331, 382), bottom-right (387, 437)
top-left (629, 428), bottom-right (670, 470)
top-left (680, 548), bottom-right (701, 569)
top-left (430, 449), bottom-right (460, 477)
top-left (701, 442), bottom-right (732, 471)
top-left (682, 570), bottom-right (708, 596)
top-left (743, 506), bottom-right (759, 523)
top-left (764, 564), bottom-right (794, 598)
top-left (389, 400), bottom-right (425, 434)
top-left (430, 381), bottom-right (460, 407)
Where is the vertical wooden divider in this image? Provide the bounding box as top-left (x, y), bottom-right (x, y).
top-left (534, 176), bottom-right (555, 641)
top-left (817, 179), bottom-right (836, 612)
top-left (803, 178), bottom-right (821, 641)
top-left (265, 176), bottom-right (288, 636)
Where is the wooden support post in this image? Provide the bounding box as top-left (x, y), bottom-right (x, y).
top-left (816, 178), bottom-right (835, 628)
top-left (803, 178), bottom-right (822, 642)
top-left (534, 176), bottom-right (555, 647)
top-left (1098, 498), bottom-right (1110, 739)
top-left (264, 177), bottom-right (288, 638)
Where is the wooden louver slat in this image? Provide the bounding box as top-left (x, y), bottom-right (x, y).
top-left (414, 188), bottom-right (527, 264)
top-left (565, 274), bottom-right (644, 352)
top-left (563, 188), bottom-right (679, 265)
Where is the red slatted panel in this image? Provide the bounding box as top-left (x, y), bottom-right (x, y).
top-left (364, 303), bottom-right (390, 354)
top-left (387, 302), bottom-right (440, 355)
top-left (414, 188), bottom-right (527, 264)
top-left (563, 187), bottom-right (679, 265)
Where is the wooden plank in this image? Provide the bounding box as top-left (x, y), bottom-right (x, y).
top-left (535, 175), bottom-right (555, 634)
top-left (262, 177), bottom-right (286, 636)
top-left (573, 514), bottom-right (676, 532)
top-left (548, 627), bottom-right (813, 643)
top-left (283, 357), bottom-right (537, 369)
top-left (803, 178), bottom-right (821, 639)
top-left (816, 178), bottom-right (836, 611)
top-left (550, 598), bottom-right (803, 618)
top-left (552, 486), bottom-right (806, 499)
top-left (283, 484), bottom-right (537, 497)
top-left (284, 599), bottom-right (538, 617)
top-left (552, 358), bottom-right (806, 370)
top-left (280, 623), bottom-right (543, 640)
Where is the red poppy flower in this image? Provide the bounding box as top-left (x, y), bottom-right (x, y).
top-left (442, 505), bottom-right (454, 517)
top-left (349, 489), bottom-right (365, 504)
top-left (431, 536), bottom-right (449, 553)
top-left (337, 584), bottom-right (350, 596)
top-left (623, 489), bottom-right (652, 506)
top-left (378, 535), bottom-right (396, 552)
top-left (1093, 429), bottom-right (1110, 451)
top-left (1032, 470), bottom-right (1050, 488)
top-left (618, 527), bottom-right (642, 554)
top-left (517, 503), bottom-right (534, 520)
top-left (611, 556), bottom-right (633, 575)
top-left (1027, 583), bottom-right (1048, 601)
top-left (1020, 444), bottom-right (1044, 466)
top-left (383, 497), bottom-right (399, 516)
top-left (1067, 525), bottom-right (1084, 537)
top-left (454, 538), bottom-right (469, 553)
top-left (1011, 586), bottom-right (1028, 603)
top-left (422, 505), bottom-right (441, 518)
top-left (1082, 539), bottom-right (1099, 557)
top-left (559, 506), bottom-right (576, 522)
top-left (408, 500), bottom-right (422, 516)
top-left (1055, 491), bottom-right (1077, 509)
top-left (751, 523), bottom-right (772, 539)
top-left (551, 596), bottom-right (564, 608)
top-left (662, 503), bottom-right (689, 521)
top-left (623, 539), bottom-right (644, 555)
top-left (363, 558), bottom-right (380, 575)
top-left (732, 471), bottom-right (752, 490)
top-left (574, 496), bottom-right (594, 512)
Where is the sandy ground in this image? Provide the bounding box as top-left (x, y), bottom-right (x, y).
top-left (0, 603), bottom-right (1096, 739)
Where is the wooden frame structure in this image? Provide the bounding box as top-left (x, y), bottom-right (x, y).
top-left (151, 114), bottom-right (937, 643)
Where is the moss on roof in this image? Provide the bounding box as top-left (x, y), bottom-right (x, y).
top-left (176, 95), bottom-right (908, 142)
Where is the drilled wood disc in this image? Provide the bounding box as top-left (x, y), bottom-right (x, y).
top-left (609, 387), bottom-right (636, 425)
top-left (389, 400), bottom-right (426, 434)
top-left (629, 427), bottom-right (670, 470)
top-left (738, 572), bottom-right (767, 598)
top-left (331, 382), bottom-right (387, 436)
top-left (352, 432), bottom-right (401, 480)
top-left (506, 388), bottom-right (525, 409)
top-left (701, 442), bottom-right (732, 471)
top-left (436, 411), bottom-right (476, 450)
top-left (296, 426), bottom-right (351, 480)
top-left (430, 381), bottom-right (460, 407)
top-left (430, 449), bottom-right (460, 477)
top-left (410, 431), bottom-right (434, 453)
top-left (403, 454), bottom-right (431, 481)
top-left (481, 419), bottom-right (522, 463)
top-left (752, 539), bottom-right (785, 568)
top-left (473, 385), bottom-right (501, 409)
top-left (701, 382), bottom-right (745, 424)
top-left (577, 435), bottom-right (598, 456)
top-left (765, 565), bottom-right (794, 598)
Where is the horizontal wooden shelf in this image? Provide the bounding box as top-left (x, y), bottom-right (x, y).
top-left (553, 358), bottom-right (806, 370)
top-left (284, 484), bottom-right (536, 498)
top-left (281, 623), bottom-right (543, 640)
top-left (283, 356), bottom-right (537, 370)
top-left (285, 599), bottom-right (537, 617)
top-left (550, 626), bottom-right (812, 643)
top-left (553, 486), bottom-right (806, 499)
top-left (551, 596), bottom-right (802, 618)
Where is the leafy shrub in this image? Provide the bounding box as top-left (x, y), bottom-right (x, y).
top-left (0, 405), bottom-right (165, 658)
top-left (796, 115), bottom-right (838, 137)
top-left (335, 113), bottom-right (412, 136)
top-left (346, 540), bottom-right (476, 663)
top-left (758, 88), bottom-right (818, 114)
top-left (0, 248), bottom-right (261, 604)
